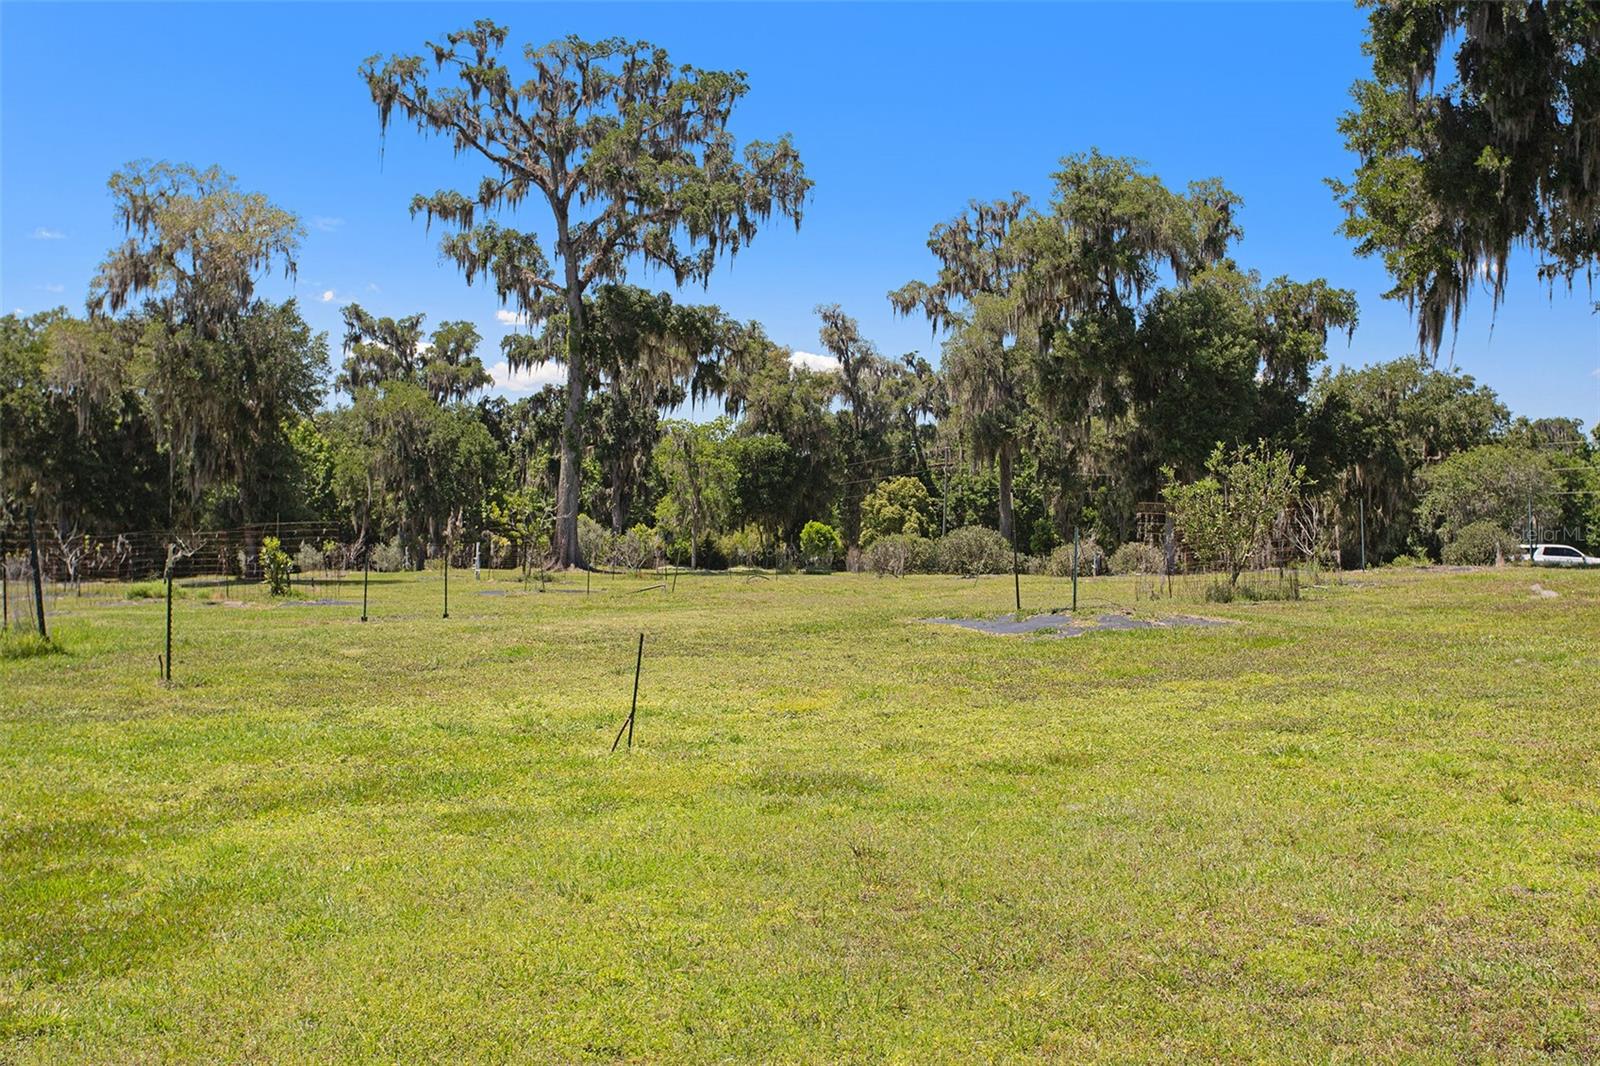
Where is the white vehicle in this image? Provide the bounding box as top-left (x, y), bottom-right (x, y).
top-left (1519, 543), bottom-right (1600, 567)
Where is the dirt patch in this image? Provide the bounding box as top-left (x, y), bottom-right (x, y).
top-left (924, 611), bottom-right (1228, 638)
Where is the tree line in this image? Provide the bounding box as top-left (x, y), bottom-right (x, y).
top-left (3, 12), bottom-right (1597, 572)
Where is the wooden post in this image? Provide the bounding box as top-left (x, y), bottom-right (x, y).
top-left (2, 526), bottom-right (9, 631)
top-left (27, 508), bottom-right (47, 639)
top-left (361, 544), bottom-right (370, 623)
top-left (443, 542), bottom-right (450, 619)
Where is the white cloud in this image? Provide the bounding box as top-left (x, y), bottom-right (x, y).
top-left (495, 308), bottom-right (529, 327)
top-left (39, 283), bottom-right (65, 294)
top-left (320, 290), bottom-right (337, 303)
top-left (789, 349), bottom-right (840, 373)
top-left (366, 283), bottom-right (381, 293)
top-left (311, 216), bottom-right (345, 232)
top-left (1591, 366), bottom-right (1600, 379)
top-left (489, 358), bottom-right (564, 395)
top-left (31, 227), bottom-right (66, 240)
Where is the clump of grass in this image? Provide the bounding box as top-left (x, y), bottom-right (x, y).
top-left (0, 631), bottom-right (63, 659)
top-left (126, 581), bottom-right (183, 600)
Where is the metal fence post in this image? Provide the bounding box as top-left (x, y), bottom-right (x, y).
top-left (27, 508), bottom-right (47, 639)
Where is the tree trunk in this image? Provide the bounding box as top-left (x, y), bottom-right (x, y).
top-left (997, 447), bottom-right (1015, 546)
top-left (610, 472), bottom-right (627, 534)
top-left (553, 286), bottom-right (585, 569)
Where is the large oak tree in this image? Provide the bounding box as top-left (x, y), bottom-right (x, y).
top-left (362, 22), bottom-right (810, 566)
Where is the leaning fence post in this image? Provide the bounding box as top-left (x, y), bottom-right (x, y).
top-left (610, 633), bottom-right (646, 753)
top-left (27, 508), bottom-right (47, 639)
top-left (1011, 528), bottom-right (1020, 614)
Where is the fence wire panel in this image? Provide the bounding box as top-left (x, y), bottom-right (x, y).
top-left (2, 554), bottom-right (42, 632)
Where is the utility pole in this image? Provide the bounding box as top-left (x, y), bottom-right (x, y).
top-left (1358, 498), bottom-right (1367, 571)
top-left (941, 445), bottom-right (949, 537)
top-left (1526, 488), bottom-right (1535, 563)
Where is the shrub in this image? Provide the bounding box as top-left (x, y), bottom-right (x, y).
top-left (799, 521), bottom-right (842, 570)
top-left (935, 525), bottom-right (1011, 576)
top-left (371, 539), bottom-right (408, 573)
top-left (1384, 551), bottom-right (1433, 569)
top-left (126, 581), bottom-right (182, 600)
top-left (1042, 537), bottom-right (1106, 577)
top-left (866, 533), bottom-right (935, 577)
top-left (295, 541), bottom-right (325, 575)
top-left (261, 536), bottom-right (294, 596)
top-left (718, 525), bottom-right (765, 568)
top-left (1109, 541), bottom-right (1165, 575)
top-left (577, 515), bottom-right (614, 569)
top-left (611, 525), bottom-right (661, 572)
top-left (1442, 521), bottom-right (1517, 566)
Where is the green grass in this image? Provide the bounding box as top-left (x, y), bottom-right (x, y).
top-left (3, 566), bottom-right (1599, 1061)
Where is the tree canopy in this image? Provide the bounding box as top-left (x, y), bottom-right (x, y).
top-left (1331, 1), bottom-right (1600, 353)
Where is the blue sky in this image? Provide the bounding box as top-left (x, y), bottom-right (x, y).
top-left (3, 2), bottom-right (1597, 424)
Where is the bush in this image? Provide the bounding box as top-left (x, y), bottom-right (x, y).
top-left (295, 541), bottom-right (325, 575)
top-left (935, 525), bottom-right (1011, 576)
top-left (1442, 521), bottom-right (1518, 566)
top-left (718, 525), bottom-right (765, 568)
top-left (261, 536), bottom-right (294, 596)
top-left (371, 539), bottom-right (408, 573)
top-left (866, 533), bottom-right (935, 577)
top-left (1384, 551), bottom-right (1433, 569)
top-left (1109, 541), bottom-right (1165, 575)
top-left (799, 521), bottom-right (842, 570)
top-left (126, 580), bottom-right (182, 600)
top-left (577, 515), bottom-right (613, 569)
top-left (610, 525), bottom-right (661, 572)
top-left (1042, 537), bottom-right (1106, 577)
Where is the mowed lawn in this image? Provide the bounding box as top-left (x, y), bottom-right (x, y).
top-left (3, 565), bottom-right (1599, 1062)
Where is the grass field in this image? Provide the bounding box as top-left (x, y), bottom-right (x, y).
top-left (4, 565), bottom-right (1599, 1061)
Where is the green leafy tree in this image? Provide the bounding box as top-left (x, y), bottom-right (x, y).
top-left (338, 305), bottom-right (490, 404)
top-left (813, 305), bottom-right (920, 547)
top-left (260, 535), bottom-right (293, 596)
top-left (799, 520), bottom-right (842, 570)
top-left (653, 418), bottom-right (735, 569)
top-left (1419, 443), bottom-right (1561, 545)
top-left (892, 195), bottom-right (1029, 540)
top-left (1163, 442), bottom-right (1304, 586)
top-left (1, 311), bottom-right (165, 534)
top-left (363, 23), bottom-right (810, 567)
top-left (1303, 356), bottom-right (1506, 561)
top-left (1330, 2), bottom-right (1600, 353)
top-left (860, 476), bottom-right (933, 546)
top-left (87, 162), bottom-right (315, 523)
